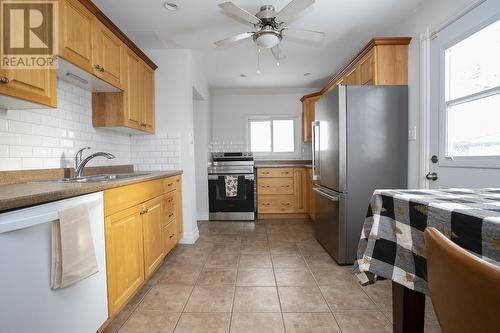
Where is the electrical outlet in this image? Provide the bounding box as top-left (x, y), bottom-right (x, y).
top-left (408, 126), bottom-right (417, 141)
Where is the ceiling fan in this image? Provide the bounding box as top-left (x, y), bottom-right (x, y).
top-left (214, 0), bottom-right (325, 62)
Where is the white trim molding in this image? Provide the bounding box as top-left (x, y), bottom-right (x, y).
top-left (419, 28), bottom-right (432, 189)
top-left (179, 227), bottom-right (200, 245)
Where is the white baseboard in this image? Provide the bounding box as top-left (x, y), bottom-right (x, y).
top-left (197, 212), bottom-right (209, 221)
top-left (179, 227), bottom-right (199, 244)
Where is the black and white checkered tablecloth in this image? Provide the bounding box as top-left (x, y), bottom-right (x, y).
top-left (353, 188), bottom-right (500, 295)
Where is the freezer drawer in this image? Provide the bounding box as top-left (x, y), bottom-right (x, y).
top-left (313, 186), bottom-right (347, 264)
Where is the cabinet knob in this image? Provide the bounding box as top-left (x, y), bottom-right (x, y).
top-left (0, 76), bottom-right (9, 84)
top-left (94, 64), bottom-right (104, 72)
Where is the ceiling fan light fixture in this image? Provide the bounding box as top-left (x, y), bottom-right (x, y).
top-left (253, 29), bottom-right (282, 49)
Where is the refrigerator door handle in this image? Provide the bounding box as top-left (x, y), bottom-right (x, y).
top-left (312, 187), bottom-right (339, 201)
top-left (312, 120), bottom-right (320, 181)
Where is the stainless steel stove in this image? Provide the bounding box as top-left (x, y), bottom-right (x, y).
top-left (208, 152), bottom-right (255, 221)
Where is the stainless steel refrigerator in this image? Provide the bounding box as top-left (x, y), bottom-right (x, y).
top-left (312, 84), bottom-right (408, 264)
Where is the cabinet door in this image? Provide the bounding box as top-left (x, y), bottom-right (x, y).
top-left (123, 48), bottom-right (142, 129)
top-left (359, 50), bottom-right (375, 85)
top-left (344, 66), bottom-right (361, 85)
top-left (93, 22), bottom-right (123, 88)
top-left (59, 0), bottom-right (94, 72)
top-left (105, 205), bottom-right (144, 317)
top-left (141, 63), bottom-right (155, 133)
top-left (142, 197), bottom-right (164, 279)
top-left (302, 100), bottom-right (311, 143)
top-left (175, 176), bottom-right (184, 239)
top-left (0, 68), bottom-right (56, 107)
top-left (294, 168), bottom-right (307, 213)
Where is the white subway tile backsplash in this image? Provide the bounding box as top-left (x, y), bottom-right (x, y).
top-left (0, 81), bottom-right (131, 171)
top-left (0, 80), bottom-right (183, 172)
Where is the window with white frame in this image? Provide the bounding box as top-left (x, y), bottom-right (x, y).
top-left (444, 18), bottom-right (500, 157)
top-left (249, 118), bottom-right (296, 154)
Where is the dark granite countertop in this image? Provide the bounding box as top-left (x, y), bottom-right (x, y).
top-left (0, 170), bottom-right (183, 213)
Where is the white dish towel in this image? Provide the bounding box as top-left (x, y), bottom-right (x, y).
top-left (51, 204), bottom-right (99, 289)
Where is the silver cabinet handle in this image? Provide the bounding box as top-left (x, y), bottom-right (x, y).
top-left (312, 187), bottom-right (339, 201)
top-left (425, 172), bottom-right (438, 181)
top-left (0, 76), bottom-right (9, 84)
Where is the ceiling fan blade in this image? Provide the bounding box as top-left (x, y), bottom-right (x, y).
top-left (271, 45), bottom-right (286, 61)
top-left (283, 28), bottom-right (325, 43)
top-left (218, 2), bottom-right (261, 25)
top-left (275, 0), bottom-right (315, 23)
top-left (214, 32), bottom-right (254, 47)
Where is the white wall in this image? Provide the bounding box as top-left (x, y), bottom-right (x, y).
top-left (136, 49), bottom-right (210, 244)
top-left (211, 88), bottom-right (318, 160)
top-left (386, 0), bottom-right (478, 187)
top-left (193, 93), bottom-right (211, 221)
top-left (0, 80), bottom-right (131, 171)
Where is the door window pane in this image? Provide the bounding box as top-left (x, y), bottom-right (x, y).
top-left (272, 120), bottom-right (294, 153)
top-left (250, 121), bottom-right (271, 152)
top-left (447, 93), bottom-right (500, 156)
top-left (445, 19), bottom-right (500, 101)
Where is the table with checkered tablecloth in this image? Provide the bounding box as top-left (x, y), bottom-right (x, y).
top-left (353, 188), bottom-right (500, 295)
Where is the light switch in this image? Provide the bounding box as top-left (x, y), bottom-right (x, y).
top-left (408, 126), bottom-right (417, 141)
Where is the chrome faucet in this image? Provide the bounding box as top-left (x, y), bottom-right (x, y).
top-left (74, 148), bottom-right (116, 178)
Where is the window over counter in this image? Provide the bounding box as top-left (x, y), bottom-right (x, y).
top-left (443, 18), bottom-right (500, 158)
top-left (248, 117), bottom-right (298, 156)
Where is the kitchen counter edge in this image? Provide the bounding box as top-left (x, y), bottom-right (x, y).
top-left (0, 171), bottom-right (183, 213)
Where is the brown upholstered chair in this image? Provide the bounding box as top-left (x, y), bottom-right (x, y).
top-left (424, 227), bottom-right (500, 333)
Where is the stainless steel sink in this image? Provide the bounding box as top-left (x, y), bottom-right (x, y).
top-left (32, 173), bottom-right (151, 184)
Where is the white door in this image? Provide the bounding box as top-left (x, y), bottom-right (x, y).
top-left (428, 0), bottom-right (500, 188)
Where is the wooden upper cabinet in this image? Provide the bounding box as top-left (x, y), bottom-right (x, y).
top-left (123, 48), bottom-right (142, 129)
top-left (359, 49), bottom-right (375, 85)
top-left (59, 0), bottom-right (95, 73)
top-left (105, 205), bottom-right (144, 317)
top-left (301, 95), bottom-right (320, 143)
top-left (141, 63), bottom-right (155, 133)
top-left (93, 21), bottom-right (124, 89)
top-left (300, 37), bottom-right (410, 128)
top-left (142, 197), bottom-right (164, 279)
top-left (0, 68), bottom-right (57, 108)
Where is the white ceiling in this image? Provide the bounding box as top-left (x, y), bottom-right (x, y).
top-left (93, 0), bottom-right (424, 89)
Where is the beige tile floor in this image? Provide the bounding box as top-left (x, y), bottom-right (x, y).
top-left (104, 219), bottom-right (442, 333)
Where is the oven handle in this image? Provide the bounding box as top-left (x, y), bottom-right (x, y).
top-left (208, 174), bottom-right (254, 180)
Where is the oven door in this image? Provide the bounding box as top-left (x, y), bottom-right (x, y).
top-left (208, 174), bottom-right (255, 217)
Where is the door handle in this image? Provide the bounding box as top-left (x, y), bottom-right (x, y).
top-left (425, 172), bottom-right (438, 181)
top-left (312, 187), bottom-right (339, 201)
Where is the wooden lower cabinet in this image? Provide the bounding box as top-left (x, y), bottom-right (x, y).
top-left (257, 167), bottom-right (308, 215)
top-left (104, 175), bottom-right (183, 319)
top-left (142, 196), bottom-right (164, 279)
top-left (105, 205), bottom-right (144, 317)
top-left (294, 168), bottom-right (308, 213)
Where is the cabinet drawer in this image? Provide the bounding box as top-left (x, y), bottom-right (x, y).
top-left (164, 207), bottom-right (176, 227)
top-left (257, 168), bottom-right (294, 178)
top-left (163, 220), bottom-right (177, 255)
top-left (258, 195), bottom-right (295, 213)
top-left (164, 177), bottom-right (176, 193)
top-left (104, 179), bottom-right (163, 216)
top-left (163, 192), bottom-right (176, 210)
top-left (258, 178), bottom-right (294, 195)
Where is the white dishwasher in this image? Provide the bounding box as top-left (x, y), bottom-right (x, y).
top-left (0, 192), bottom-right (108, 333)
